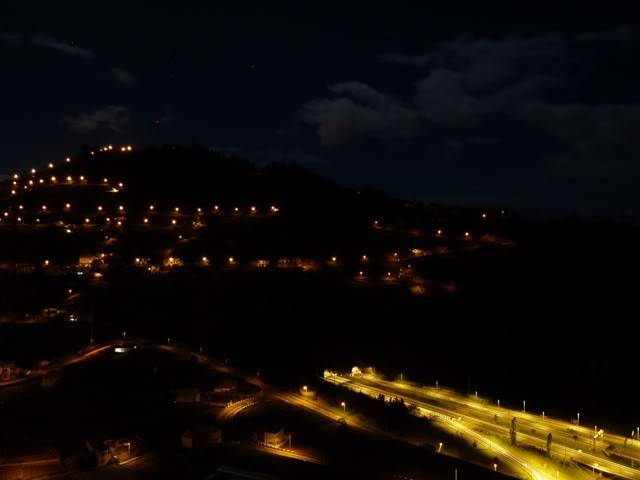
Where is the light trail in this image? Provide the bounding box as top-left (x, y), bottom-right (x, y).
top-left (337, 374), bottom-right (640, 480)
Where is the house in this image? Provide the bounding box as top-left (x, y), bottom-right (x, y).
top-left (262, 428), bottom-right (290, 449)
top-left (85, 436), bottom-right (143, 466)
top-left (0, 362), bottom-right (20, 382)
top-left (181, 426), bottom-right (222, 449)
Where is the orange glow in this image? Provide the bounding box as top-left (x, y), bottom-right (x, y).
top-left (79, 175), bottom-right (85, 181)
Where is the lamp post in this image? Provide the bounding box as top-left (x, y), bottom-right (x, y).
top-left (341, 401), bottom-right (346, 413)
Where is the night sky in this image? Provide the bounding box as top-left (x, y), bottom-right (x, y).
top-left (1, 2), bottom-right (638, 219)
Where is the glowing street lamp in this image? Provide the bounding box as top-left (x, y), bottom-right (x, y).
top-left (48, 163), bottom-right (54, 168)
top-left (438, 442), bottom-right (443, 452)
top-left (341, 401), bottom-right (346, 412)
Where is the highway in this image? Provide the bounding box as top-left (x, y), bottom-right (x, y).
top-left (331, 372), bottom-right (640, 480)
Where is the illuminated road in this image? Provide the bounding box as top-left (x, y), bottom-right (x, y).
top-left (333, 373), bottom-right (640, 480)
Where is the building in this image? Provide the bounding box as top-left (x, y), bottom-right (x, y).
top-left (85, 436), bottom-right (143, 466)
top-left (0, 362), bottom-right (20, 383)
top-left (262, 428), bottom-right (290, 449)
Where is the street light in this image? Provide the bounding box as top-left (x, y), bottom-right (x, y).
top-left (341, 401), bottom-right (346, 412)
top-left (438, 442), bottom-right (443, 452)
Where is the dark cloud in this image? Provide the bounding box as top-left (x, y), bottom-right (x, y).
top-left (111, 67), bottom-right (137, 86)
top-left (302, 28), bottom-right (640, 164)
top-left (30, 33), bottom-right (95, 58)
top-left (0, 32), bottom-right (21, 44)
top-left (298, 81), bottom-right (421, 146)
top-left (61, 105), bottom-right (131, 133)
